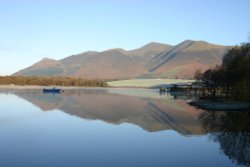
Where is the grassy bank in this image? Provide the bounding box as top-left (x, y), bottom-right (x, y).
top-left (107, 79), bottom-right (195, 88)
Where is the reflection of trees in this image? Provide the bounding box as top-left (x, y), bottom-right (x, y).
top-left (199, 111), bottom-right (250, 166)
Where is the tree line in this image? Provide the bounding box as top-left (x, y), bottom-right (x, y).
top-left (194, 42), bottom-right (250, 101)
top-left (0, 76), bottom-right (107, 87)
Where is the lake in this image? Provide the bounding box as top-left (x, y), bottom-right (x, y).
top-left (0, 88), bottom-right (249, 167)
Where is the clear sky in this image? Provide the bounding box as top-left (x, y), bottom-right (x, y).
top-left (0, 0), bottom-right (250, 75)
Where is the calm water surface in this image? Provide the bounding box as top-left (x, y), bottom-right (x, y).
top-left (0, 88), bottom-right (249, 167)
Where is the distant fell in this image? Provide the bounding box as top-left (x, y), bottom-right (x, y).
top-left (15, 58), bottom-right (66, 76)
top-left (13, 40), bottom-right (232, 79)
top-left (144, 40), bottom-right (231, 78)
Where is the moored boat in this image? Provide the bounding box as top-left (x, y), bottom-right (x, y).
top-left (43, 87), bottom-right (61, 93)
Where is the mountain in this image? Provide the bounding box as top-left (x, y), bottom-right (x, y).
top-left (128, 42), bottom-right (172, 65)
top-left (15, 58), bottom-right (67, 76)
top-left (13, 40), bottom-right (232, 79)
top-left (71, 49), bottom-right (147, 79)
top-left (142, 40), bottom-right (231, 78)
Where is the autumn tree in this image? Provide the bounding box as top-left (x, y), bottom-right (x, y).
top-left (193, 69), bottom-right (203, 80)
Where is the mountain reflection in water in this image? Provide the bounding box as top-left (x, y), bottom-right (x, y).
top-left (1, 88), bottom-right (250, 166)
top-left (4, 89), bottom-right (206, 134)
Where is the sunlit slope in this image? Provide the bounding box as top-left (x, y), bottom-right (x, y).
top-left (13, 40), bottom-right (231, 79)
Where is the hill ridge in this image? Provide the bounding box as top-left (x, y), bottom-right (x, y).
top-left (13, 40), bottom-right (232, 79)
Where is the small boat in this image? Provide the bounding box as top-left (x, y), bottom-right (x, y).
top-left (43, 87), bottom-right (61, 93)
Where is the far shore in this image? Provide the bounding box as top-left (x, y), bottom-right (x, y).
top-left (108, 79), bottom-right (195, 88)
top-left (189, 100), bottom-right (250, 111)
top-left (2, 83), bottom-right (250, 111)
top-left (0, 85), bottom-right (106, 90)
top-left (0, 79), bottom-right (196, 89)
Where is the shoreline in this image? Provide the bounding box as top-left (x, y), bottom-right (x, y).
top-left (0, 85), bottom-right (107, 90)
top-left (2, 85), bottom-right (250, 111)
top-left (189, 100), bottom-right (250, 111)
top-left (108, 79), bottom-right (195, 88)
top-left (0, 79), bottom-right (195, 89)
top-left (0, 85), bottom-right (153, 90)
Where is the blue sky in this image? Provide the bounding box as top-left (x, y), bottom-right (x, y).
top-left (0, 0), bottom-right (250, 75)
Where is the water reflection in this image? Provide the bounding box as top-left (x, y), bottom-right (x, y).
top-left (199, 111), bottom-right (250, 166)
top-left (2, 89), bottom-right (204, 135)
top-left (0, 88), bottom-right (250, 167)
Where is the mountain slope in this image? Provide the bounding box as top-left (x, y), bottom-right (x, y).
top-left (13, 40), bottom-right (232, 79)
top-left (73, 49), bottom-right (147, 79)
top-left (60, 51), bottom-right (100, 75)
top-left (128, 42), bottom-right (172, 66)
top-left (143, 40), bottom-right (231, 78)
top-left (15, 58), bottom-right (67, 76)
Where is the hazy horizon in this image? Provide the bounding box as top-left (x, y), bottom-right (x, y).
top-left (1, 0), bottom-right (250, 75)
